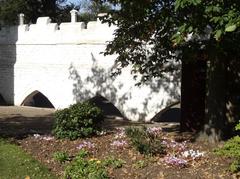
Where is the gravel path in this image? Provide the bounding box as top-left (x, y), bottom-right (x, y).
top-left (0, 106), bottom-right (55, 138)
top-left (0, 106), bottom-right (179, 138)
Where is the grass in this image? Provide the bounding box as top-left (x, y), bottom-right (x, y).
top-left (0, 138), bottom-right (56, 179)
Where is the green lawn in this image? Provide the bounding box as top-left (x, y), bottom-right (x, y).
top-left (0, 138), bottom-right (56, 179)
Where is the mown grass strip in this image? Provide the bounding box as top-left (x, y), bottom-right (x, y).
top-left (0, 138), bottom-right (56, 179)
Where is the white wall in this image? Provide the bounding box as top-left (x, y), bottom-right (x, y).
top-left (0, 16), bottom-right (180, 121)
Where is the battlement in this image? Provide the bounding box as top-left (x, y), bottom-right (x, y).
top-left (0, 11), bottom-right (181, 122)
top-left (0, 12), bottom-right (116, 45)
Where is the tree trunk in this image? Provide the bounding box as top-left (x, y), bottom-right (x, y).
top-left (180, 59), bottom-right (206, 133)
top-left (199, 57), bottom-right (228, 142)
top-left (225, 57), bottom-right (240, 136)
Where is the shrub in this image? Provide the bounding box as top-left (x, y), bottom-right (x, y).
top-left (64, 150), bottom-right (109, 179)
top-left (125, 127), bottom-right (165, 156)
top-left (53, 151), bottom-right (70, 164)
top-left (215, 136), bottom-right (240, 158)
top-left (230, 160), bottom-right (240, 173)
top-left (235, 120), bottom-right (240, 131)
top-left (215, 121), bottom-right (240, 173)
top-left (52, 101), bottom-right (104, 140)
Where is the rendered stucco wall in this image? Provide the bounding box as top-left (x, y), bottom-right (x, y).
top-left (0, 16), bottom-right (180, 121)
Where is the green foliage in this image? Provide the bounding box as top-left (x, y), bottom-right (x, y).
top-left (52, 101), bottom-right (104, 140)
top-left (175, 0), bottom-right (201, 10)
top-left (76, 149), bottom-right (89, 159)
top-left (65, 149), bottom-right (127, 178)
top-left (235, 121), bottom-right (240, 131)
top-left (133, 160), bottom-right (147, 169)
top-left (125, 127), bottom-right (165, 156)
top-left (77, 1), bottom-right (112, 24)
top-left (0, 0), bottom-right (70, 24)
top-left (97, 0), bottom-right (240, 140)
top-left (215, 121), bottom-right (240, 172)
top-left (64, 149), bottom-right (109, 179)
top-left (0, 138), bottom-right (56, 178)
top-left (0, 0), bottom-right (112, 25)
top-left (53, 151), bottom-right (70, 163)
top-left (215, 133), bottom-right (240, 173)
top-left (215, 136), bottom-right (240, 158)
top-left (103, 156), bottom-right (125, 169)
top-left (230, 160), bottom-right (240, 173)
top-left (169, 0), bottom-right (240, 42)
top-left (98, 0), bottom-right (240, 83)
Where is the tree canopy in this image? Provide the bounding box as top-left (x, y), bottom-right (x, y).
top-left (98, 0), bottom-right (240, 81)
top-left (0, 0), bottom-right (70, 24)
top-left (77, 0), bottom-right (112, 24)
top-left (0, 0), bottom-right (112, 25)
top-left (98, 0), bottom-right (240, 141)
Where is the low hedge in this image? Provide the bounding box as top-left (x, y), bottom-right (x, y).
top-left (52, 101), bottom-right (104, 140)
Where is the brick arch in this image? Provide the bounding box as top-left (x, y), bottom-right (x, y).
top-left (21, 90), bottom-right (55, 108)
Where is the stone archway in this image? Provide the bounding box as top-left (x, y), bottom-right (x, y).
top-left (151, 101), bottom-right (181, 123)
top-left (21, 90), bottom-right (55, 108)
top-left (88, 94), bottom-right (126, 120)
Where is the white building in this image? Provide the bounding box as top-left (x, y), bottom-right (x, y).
top-left (0, 12), bottom-right (180, 121)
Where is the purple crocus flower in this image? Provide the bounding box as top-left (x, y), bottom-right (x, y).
top-left (164, 156), bottom-right (187, 167)
top-left (77, 141), bottom-right (95, 150)
top-left (146, 127), bottom-right (162, 136)
top-left (111, 140), bottom-right (128, 148)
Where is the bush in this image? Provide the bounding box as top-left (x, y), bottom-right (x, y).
top-left (215, 121), bottom-right (240, 173)
top-left (64, 150), bottom-right (109, 179)
top-left (235, 120), bottom-right (240, 131)
top-left (230, 160), bottom-right (240, 173)
top-left (215, 136), bottom-right (240, 158)
top-left (52, 101), bottom-right (104, 140)
top-left (125, 127), bottom-right (165, 156)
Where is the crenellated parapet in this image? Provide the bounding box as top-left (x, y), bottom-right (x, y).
top-left (0, 12), bottom-right (116, 45)
top-left (0, 10), bottom-right (181, 121)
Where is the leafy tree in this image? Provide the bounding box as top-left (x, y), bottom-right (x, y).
top-left (76, 0), bottom-right (112, 24)
top-left (97, 0), bottom-right (240, 142)
top-left (0, 0), bottom-right (68, 24)
top-left (56, 2), bottom-right (81, 23)
top-left (0, 0), bottom-right (112, 25)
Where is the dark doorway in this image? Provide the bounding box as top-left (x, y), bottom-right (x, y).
top-left (0, 94), bottom-right (7, 106)
top-left (88, 95), bottom-right (126, 120)
top-left (151, 102), bottom-right (181, 123)
top-left (21, 91), bottom-right (54, 108)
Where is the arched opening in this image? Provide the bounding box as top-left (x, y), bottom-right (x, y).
top-left (88, 94), bottom-right (126, 120)
top-left (21, 91), bottom-right (55, 108)
top-left (151, 102), bottom-right (181, 123)
top-left (0, 94), bottom-right (7, 106)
